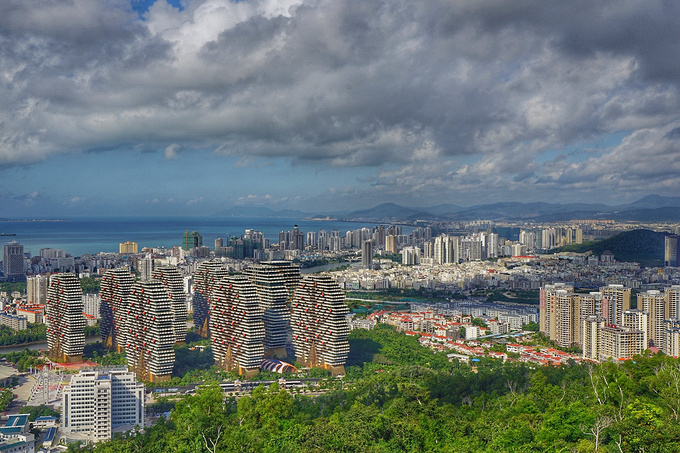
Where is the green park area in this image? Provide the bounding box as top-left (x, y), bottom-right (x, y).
top-left (57, 324), bottom-right (680, 452)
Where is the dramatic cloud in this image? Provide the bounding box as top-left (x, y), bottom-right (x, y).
top-left (1, 0), bottom-right (679, 211)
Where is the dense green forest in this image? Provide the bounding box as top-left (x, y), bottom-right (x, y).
top-left (554, 229), bottom-right (667, 267)
top-left (0, 324), bottom-right (46, 346)
top-left (0, 322), bottom-right (97, 347)
top-left (69, 325), bottom-right (680, 452)
top-left (0, 349), bottom-right (45, 371)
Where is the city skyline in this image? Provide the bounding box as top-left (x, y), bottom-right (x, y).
top-left (2, 0), bottom-right (680, 217)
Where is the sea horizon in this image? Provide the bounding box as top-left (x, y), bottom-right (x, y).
top-left (0, 215), bottom-right (408, 257)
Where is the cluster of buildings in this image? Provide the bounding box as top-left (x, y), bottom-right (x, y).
top-left (367, 307), bottom-right (582, 366)
top-left (540, 283), bottom-right (680, 361)
top-left (376, 306), bottom-right (536, 340)
top-left (0, 273), bottom-right (100, 334)
top-left (193, 260), bottom-right (350, 377)
top-left (445, 342), bottom-right (583, 366)
top-left (0, 414), bottom-right (35, 453)
top-left (98, 266), bottom-right (186, 381)
top-left (45, 258), bottom-right (351, 380)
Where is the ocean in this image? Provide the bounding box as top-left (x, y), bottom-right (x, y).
top-left (0, 216), bottom-right (407, 257)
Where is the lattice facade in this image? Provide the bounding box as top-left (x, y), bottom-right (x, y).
top-left (209, 275), bottom-right (265, 377)
top-left (46, 273), bottom-right (85, 362)
top-left (192, 260), bottom-right (228, 337)
top-left (290, 275), bottom-right (349, 375)
top-left (260, 261), bottom-right (301, 295)
top-left (243, 263), bottom-right (297, 357)
top-left (123, 280), bottom-right (175, 382)
top-left (99, 268), bottom-right (134, 351)
top-left (152, 266), bottom-right (187, 344)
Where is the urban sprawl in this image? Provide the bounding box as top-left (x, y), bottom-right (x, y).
top-left (1, 218), bottom-right (680, 448)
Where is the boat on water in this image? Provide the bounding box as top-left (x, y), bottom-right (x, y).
top-left (0, 233), bottom-right (16, 236)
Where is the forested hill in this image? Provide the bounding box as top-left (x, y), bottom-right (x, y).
top-left (555, 229), bottom-right (667, 267)
top-left (75, 325), bottom-right (680, 452)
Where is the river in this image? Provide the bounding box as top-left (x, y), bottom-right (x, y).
top-left (0, 336), bottom-right (101, 354)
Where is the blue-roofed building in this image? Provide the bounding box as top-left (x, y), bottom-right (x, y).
top-left (0, 415), bottom-right (33, 453)
top-left (0, 434), bottom-right (34, 453)
top-left (32, 417), bottom-right (57, 429)
top-left (0, 415), bottom-right (28, 437)
top-left (42, 427), bottom-right (56, 449)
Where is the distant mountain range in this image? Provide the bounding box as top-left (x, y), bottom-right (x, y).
top-left (215, 194), bottom-right (680, 222)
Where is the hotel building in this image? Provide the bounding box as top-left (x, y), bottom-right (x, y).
top-left (152, 266), bottom-right (187, 344)
top-left (46, 274), bottom-right (85, 362)
top-left (209, 275), bottom-right (265, 378)
top-left (123, 280), bottom-right (175, 382)
top-left (192, 260), bottom-right (228, 337)
top-left (290, 275), bottom-right (350, 375)
top-left (100, 268), bottom-right (134, 351)
top-left (242, 261), bottom-right (300, 358)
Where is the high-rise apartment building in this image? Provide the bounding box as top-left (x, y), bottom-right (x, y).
top-left (2, 241), bottom-right (24, 281)
top-left (118, 241), bottom-right (138, 254)
top-left (582, 316), bottom-right (605, 360)
top-left (664, 318), bottom-right (680, 357)
top-left (433, 235), bottom-right (458, 264)
top-left (577, 292), bottom-right (603, 320)
top-left (290, 275), bottom-right (349, 375)
top-left (459, 236), bottom-right (482, 261)
top-left (40, 248), bottom-right (66, 259)
top-left (597, 325), bottom-right (645, 361)
top-left (637, 290), bottom-right (666, 348)
top-left (401, 247), bottom-right (420, 265)
top-left (100, 268), bottom-right (134, 351)
top-left (665, 235), bottom-right (680, 267)
top-left (554, 289), bottom-right (580, 348)
top-left (192, 260), bottom-right (228, 337)
top-left (385, 235), bottom-right (397, 254)
top-left (27, 275), bottom-right (48, 304)
top-left (600, 284), bottom-right (631, 326)
top-left (667, 286), bottom-right (680, 319)
top-left (622, 310), bottom-right (649, 349)
top-left (539, 283), bottom-right (574, 341)
top-left (209, 275), bottom-right (265, 378)
top-left (575, 228), bottom-right (583, 244)
top-left (138, 255), bottom-right (154, 281)
top-left (486, 233), bottom-right (499, 259)
top-left (83, 293), bottom-right (100, 319)
top-left (519, 230), bottom-right (537, 251)
top-left (306, 231), bottom-right (317, 250)
top-left (61, 368), bottom-right (144, 442)
top-left (152, 266), bottom-right (187, 344)
top-left (362, 240), bottom-right (373, 269)
top-left (182, 230), bottom-right (202, 250)
top-left (123, 280), bottom-right (175, 382)
top-left (541, 228), bottom-right (558, 250)
top-left (46, 274), bottom-right (85, 362)
top-left (582, 315), bottom-right (644, 361)
top-left (292, 225), bottom-right (304, 251)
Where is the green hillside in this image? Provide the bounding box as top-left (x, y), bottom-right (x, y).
top-left (555, 229), bottom-right (667, 267)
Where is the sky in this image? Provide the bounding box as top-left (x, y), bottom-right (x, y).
top-left (1, 0), bottom-right (680, 217)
